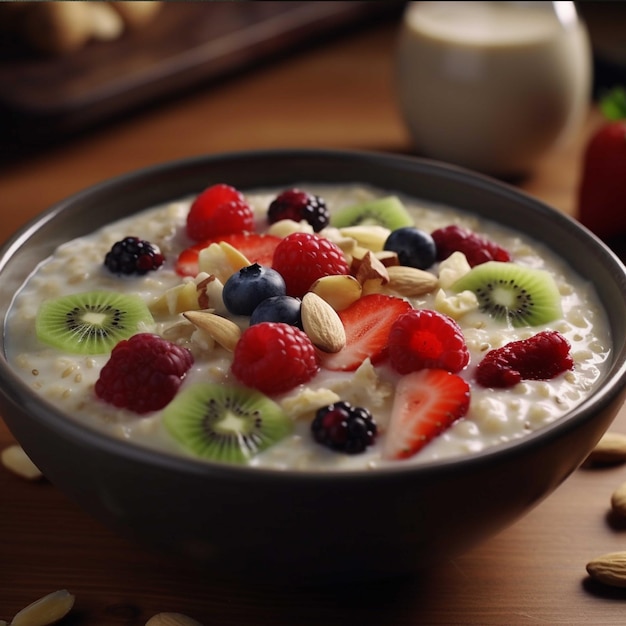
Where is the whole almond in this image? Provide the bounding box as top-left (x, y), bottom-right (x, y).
top-left (586, 551), bottom-right (626, 588)
top-left (301, 292), bottom-right (346, 353)
top-left (145, 613), bottom-right (203, 626)
top-left (10, 589), bottom-right (75, 626)
top-left (611, 481), bottom-right (626, 518)
top-left (387, 265), bottom-right (438, 297)
top-left (183, 310), bottom-right (241, 351)
top-left (1, 444), bottom-right (42, 481)
top-left (584, 431), bottom-right (626, 466)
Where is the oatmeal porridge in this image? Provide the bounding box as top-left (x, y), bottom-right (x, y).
top-left (5, 183), bottom-right (611, 471)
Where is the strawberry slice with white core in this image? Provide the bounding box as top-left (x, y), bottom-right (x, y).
top-left (383, 369), bottom-right (470, 460)
top-left (319, 294), bottom-right (413, 371)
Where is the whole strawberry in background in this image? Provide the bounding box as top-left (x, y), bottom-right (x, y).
top-left (577, 87), bottom-right (626, 250)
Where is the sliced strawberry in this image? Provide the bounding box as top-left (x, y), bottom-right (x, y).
top-left (175, 233), bottom-right (282, 277)
top-left (383, 369), bottom-right (470, 460)
top-left (319, 294), bottom-right (413, 372)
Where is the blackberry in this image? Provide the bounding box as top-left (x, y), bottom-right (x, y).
top-left (268, 189), bottom-right (330, 232)
top-left (104, 236), bottom-right (165, 275)
top-left (311, 401), bottom-right (377, 454)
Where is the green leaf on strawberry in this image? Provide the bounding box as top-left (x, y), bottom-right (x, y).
top-left (599, 87), bottom-right (626, 121)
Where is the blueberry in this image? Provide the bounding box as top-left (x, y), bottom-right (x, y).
top-left (250, 295), bottom-right (302, 328)
top-left (223, 263), bottom-right (286, 316)
top-left (384, 227), bottom-right (436, 269)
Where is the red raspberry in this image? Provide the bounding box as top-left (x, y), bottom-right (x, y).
top-left (231, 322), bottom-right (319, 395)
top-left (476, 330), bottom-right (574, 388)
top-left (272, 232), bottom-right (350, 298)
top-left (431, 225), bottom-right (511, 267)
top-left (267, 189), bottom-right (329, 232)
top-left (186, 183), bottom-right (254, 241)
top-left (95, 333), bottom-right (194, 414)
top-left (388, 309), bottom-right (470, 374)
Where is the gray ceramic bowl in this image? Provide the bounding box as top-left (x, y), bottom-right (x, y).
top-left (1, 149), bottom-right (625, 584)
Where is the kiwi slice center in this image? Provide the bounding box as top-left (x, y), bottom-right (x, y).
top-left (482, 282), bottom-right (533, 319)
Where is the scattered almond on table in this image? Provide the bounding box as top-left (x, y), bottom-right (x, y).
top-left (582, 431), bottom-right (626, 466)
top-left (586, 552), bottom-right (626, 589)
top-left (584, 430), bottom-right (626, 587)
top-left (0, 1), bottom-right (162, 56)
top-left (1, 444), bottom-right (43, 481)
top-left (610, 479), bottom-right (626, 518)
top-left (8, 589), bottom-right (75, 626)
top-left (145, 613), bottom-right (203, 626)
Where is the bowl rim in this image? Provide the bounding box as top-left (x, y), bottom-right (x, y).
top-left (1, 147), bottom-right (626, 483)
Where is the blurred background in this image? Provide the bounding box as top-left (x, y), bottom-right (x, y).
top-left (2, 1), bottom-right (624, 160)
top-left (0, 2), bottom-right (404, 157)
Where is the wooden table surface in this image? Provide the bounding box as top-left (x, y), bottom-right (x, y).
top-left (2, 12), bottom-right (626, 626)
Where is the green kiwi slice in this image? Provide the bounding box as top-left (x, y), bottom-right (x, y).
top-left (35, 290), bottom-right (154, 354)
top-left (330, 196), bottom-right (415, 229)
top-left (451, 261), bottom-right (562, 327)
top-left (163, 383), bottom-right (293, 464)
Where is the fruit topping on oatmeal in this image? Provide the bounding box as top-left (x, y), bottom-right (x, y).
top-left (8, 182), bottom-right (610, 470)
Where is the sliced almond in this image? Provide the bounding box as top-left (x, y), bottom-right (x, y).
top-left (267, 218), bottom-right (314, 238)
top-left (387, 265), bottom-right (438, 297)
top-left (301, 292), bottom-right (346, 353)
top-left (183, 311), bottom-right (241, 352)
top-left (584, 431), bottom-right (626, 466)
top-left (218, 241), bottom-right (251, 271)
top-left (150, 273), bottom-right (224, 316)
top-left (197, 242), bottom-right (250, 283)
top-left (309, 275), bottom-right (362, 311)
top-left (150, 280), bottom-right (200, 316)
top-left (587, 552), bottom-right (626, 588)
top-left (338, 225), bottom-right (391, 252)
top-left (1, 444), bottom-right (42, 481)
top-left (10, 589), bottom-right (75, 626)
top-left (349, 245), bottom-right (371, 264)
top-left (194, 273), bottom-right (228, 315)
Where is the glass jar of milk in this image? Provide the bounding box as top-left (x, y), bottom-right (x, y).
top-left (395, 1), bottom-right (591, 177)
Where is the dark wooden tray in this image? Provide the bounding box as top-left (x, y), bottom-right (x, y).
top-left (0, 1), bottom-right (402, 149)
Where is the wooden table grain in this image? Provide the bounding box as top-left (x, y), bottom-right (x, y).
top-left (2, 16), bottom-right (626, 626)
